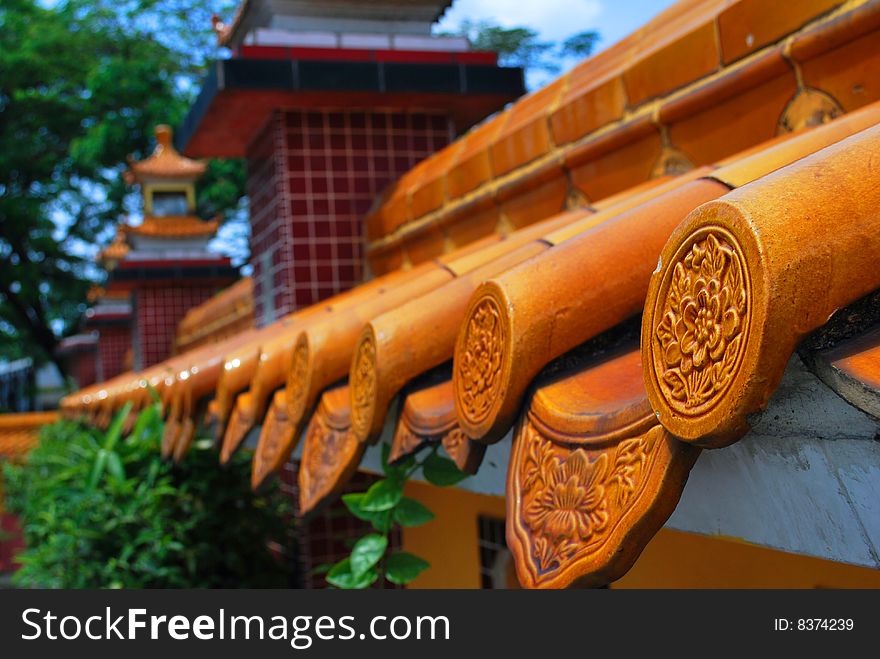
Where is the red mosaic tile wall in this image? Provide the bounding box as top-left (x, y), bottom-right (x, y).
top-left (247, 108), bottom-right (453, 326)
top-left (70, 351), bottom-right (98, 389)
top-left (134, 286), bottom-right (218, 369)
top-left (0, 513), bottom-right (24, 573)
top-left (278, 461), bottom-right (403, 589)
top-left (97, 325), bottom-right (131, 381)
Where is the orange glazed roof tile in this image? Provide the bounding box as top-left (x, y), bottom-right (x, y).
top-left (363, 0), bottom-right (877, 274)
top-left (807, 325), bottom-right (880, 419)
top-left (297, 383), bottom-right (363, 516)
top-left (507, 342), bottom-right (698, 588)
top-left (390, 377), bottom-right (485, 475)
top-left (641, 121), bottom-right (880, 447)
top-left (127, 125), bottom-right (206, 182)
top-left (97, 225), bottom-right (130, 266)
top-left (451, 100), bottom-right (880, 446)
top-left (123, 215), bottom-right (219, 240)
top-left (62, 0), bottom-right (880, 588)
top-left (175, 277), bottom-right (255, 353)
top-left (0, 412), bottom-right (57, 459)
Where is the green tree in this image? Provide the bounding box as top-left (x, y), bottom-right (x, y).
top-left (0, 0), bottom-right (245, 375)
top-left (448, 20), bottom-right (599, 77)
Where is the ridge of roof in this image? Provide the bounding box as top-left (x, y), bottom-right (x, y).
top-left (450, 100), bottom-right (880, 446)
top-left (364, 0), bottom-right (870, 272)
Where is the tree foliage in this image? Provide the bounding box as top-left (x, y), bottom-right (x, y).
top-left (449, 20), bottom-right (599, 76)
top-left (0, 0), bottom-right (245, 373)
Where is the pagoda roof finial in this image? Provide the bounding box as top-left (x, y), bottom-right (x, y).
top-left (127, 124), bottom-right (207, 183)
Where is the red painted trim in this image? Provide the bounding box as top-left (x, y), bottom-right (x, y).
top-left (289, 47), bottom-right (376, 62)
top-left (238, 45), bottom-right (499, 66)
top-left (455, 51), bottom-right (498, 65)
top-left (375, 50), bottom-right (455, 64)
top-left (239, 45), bottom-right (289, 60)
top-left (116, 257), bottom-right (232, 269)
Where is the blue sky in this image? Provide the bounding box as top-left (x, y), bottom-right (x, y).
top-left (436, 0), bottom-right (677, 51)
top-left (435, 0), bottom-right (678, 86)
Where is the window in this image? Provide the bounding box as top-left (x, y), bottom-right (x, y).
top-left (478, 516), bottom-right (519, 589)
top-left (151, 191), bottom-right (188, 217)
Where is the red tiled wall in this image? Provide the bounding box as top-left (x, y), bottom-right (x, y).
top-left (248, 108), bottom-right (453, 326)
top-left (0, 513), bottom-right (24, 573)
top-left (134, 286), bottom-right (218, 369)
top-left (97, 325), bottom-right (131, 381)
top-left (278, 461), bottom-right (402, 589)
top-left (70, 352), bottom-right (98, 389)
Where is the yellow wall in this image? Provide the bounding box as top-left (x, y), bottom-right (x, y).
top-left (402, 481), bottom-right (505, 589)
top-left (402, 481), bottom-right (880, 589)
top-left (615, 528), bottom-right (880, 589)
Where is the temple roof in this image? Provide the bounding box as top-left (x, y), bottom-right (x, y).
top-left (96, 225), bottom-right (130, 268)
top-left (127, 125), bottom-right (206, 182)
top-left (62, 0), bottom-right (880, 585)
top-left (0, 412), bottom-right (57, 460)
top-left (122, 215), bottom-right (219, 240)
top-left (362, 0), bottom-right (862, 272)
top-left (175, 277), bottom-right (256, 354)
top-left (213, 0), bottom-right (456, 47)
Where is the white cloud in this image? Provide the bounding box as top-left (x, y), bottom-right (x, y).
top-left (436, 0), bottom-right (604, 43)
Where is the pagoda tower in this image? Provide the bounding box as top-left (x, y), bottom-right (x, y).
top-left (179, 0), bottom-right (523, 325)
top-left (108, 125), bottom-right (238, 369)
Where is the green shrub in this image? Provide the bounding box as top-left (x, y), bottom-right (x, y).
top-left (2, 401), bottom-right (292, 588)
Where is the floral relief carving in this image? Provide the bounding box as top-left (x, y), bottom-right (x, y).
top-left (653, 231), bottom-right (748, 413)
top-left (350, 334), bottom-right (376, 440)
top-left (457, 296), bottom-right (505, 422)
top-left (519, 421), bottom-right (659, 576)
top-left (441, 427), bottom-right (468, 457)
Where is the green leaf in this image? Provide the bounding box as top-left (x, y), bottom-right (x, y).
top-left (146, 384), bottom-right (161, 404)
top-left (106, 452), bottom-right (125, 482)
top-left (361, 478), bottom-right (404, 512)
top-left (88, 449), bottom-right (109, 490)
top-left (393, 497), bottom-right (435, 527)
top-left (129, 403), bottom-right (159, 443)
top-left (104, 401), bottom-right (133, 452)
top-left (422, 452), bottom-right (468, 487)
top-left (326, 558), bottom-right (378, 589)
top-left (342, 493), bottom-right (371, 520)
top-left (350, 534), bottom-right (388, 577)
top-left (342, 494), bottom-right (392, 533)
top-left (381, 442), bottom-right (414, 477)
top-left (385, 552), bottom-right (430, 585)
top-left (381, 442), bottom-right (392, 472)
